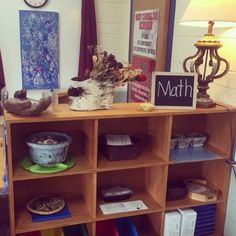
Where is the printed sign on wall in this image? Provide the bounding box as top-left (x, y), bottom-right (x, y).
top-left (20, 10), bottom-right (59, 89)
top-left (151, 72), bottom-right (197, 109)
top-left (133, 9), bottom-right (159, 59)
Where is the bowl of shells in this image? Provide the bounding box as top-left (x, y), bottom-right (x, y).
top-left (26, 132), bottom-right (72, 166)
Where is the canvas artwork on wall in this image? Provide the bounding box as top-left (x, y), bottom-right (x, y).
top-left (19, 10), bottom-right (59, 89)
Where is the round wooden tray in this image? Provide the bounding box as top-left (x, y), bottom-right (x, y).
top-left (185, 179), bottom-right (218, 202)
top-left (26, 195), bottom-right (65, 215)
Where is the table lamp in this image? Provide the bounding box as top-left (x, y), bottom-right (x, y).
top-left (181, 0), bottom-right (236, 108)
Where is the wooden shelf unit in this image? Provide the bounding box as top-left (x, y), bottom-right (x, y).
top-left (4, 103), bottom-right (235, 236)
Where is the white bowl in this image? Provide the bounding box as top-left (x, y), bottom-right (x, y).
top-left (26, 132), bottom-right (72, 166)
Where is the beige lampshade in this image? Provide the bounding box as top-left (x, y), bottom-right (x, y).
top-left (181, 0), bottom-right (236, 27)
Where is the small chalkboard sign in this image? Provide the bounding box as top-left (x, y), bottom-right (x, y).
top-left (151, 72), bottom-right (197, 109)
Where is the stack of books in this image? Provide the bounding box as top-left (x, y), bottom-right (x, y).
top-left (164, 208), bottom-right (197, 236)
top-left (192, 204), bottom-right (216, 236)
top-left (164, 204), bottom-right (216, 236)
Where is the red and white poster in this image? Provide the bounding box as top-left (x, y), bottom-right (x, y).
top-left (133, 9), bottom-right (159, 59)
top-left (128, 56), bottom-right (156, 102)
top-left (128, 9), bottom-right (159, 102)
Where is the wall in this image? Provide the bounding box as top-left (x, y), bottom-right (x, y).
top-left (96, 0), bottom-right (131, 101)
top-left (0, 0), bottom-right (130, 99)
top-left (96, 0), bottom-right (131, 62)
top-left (171, 1), bottom-right (236, 235)
top-left (0, 0), bottom-right (82, 98)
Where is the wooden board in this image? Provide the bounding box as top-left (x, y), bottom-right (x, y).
top-left (4, 103), bottom-right (235, 124)
top-left (0, 118), bottom-right (3, 191)
top-left (0, 140), bottom-right (3, 191)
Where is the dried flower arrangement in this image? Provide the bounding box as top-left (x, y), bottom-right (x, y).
top-left (89, 45), bottom-right (146, 83)
top-left (67, 45), bottom-right (146, 111)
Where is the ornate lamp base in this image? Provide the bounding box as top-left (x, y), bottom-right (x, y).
top-left (183, 21), bottom-right (229, 109)
top-left (197, 97), bottom-right (216, 108)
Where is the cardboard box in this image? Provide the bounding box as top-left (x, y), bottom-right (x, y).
top-left (178, 208), bottom-right (197, 236)
top-left (164, 211), bottom-right (181, 236)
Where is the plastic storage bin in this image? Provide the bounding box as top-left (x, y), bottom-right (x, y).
top-left (96, 220), bottom-right (119, 236)
top-left (63, 224), bottom-right (88, 236)
top-left (113, 217), bottom-right (139, 236)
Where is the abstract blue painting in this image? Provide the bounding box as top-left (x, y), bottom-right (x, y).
top-left (19, 10), bottom-right (59, 89)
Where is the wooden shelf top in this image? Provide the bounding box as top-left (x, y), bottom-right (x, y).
top-left (169, 146), bottom-right (229, 164)
top-left (4, 102), bottom-right (236, 124)
top-left (13, 154), bottom-right (95, 181)
top-left (15, 197), bottom-right (93, 234)
top-left (165, 195), bottom-right (224, 211)
top-left (97, 151), bottom-right (168, 172)
top-left (96, 190), bottom-right (163, 221)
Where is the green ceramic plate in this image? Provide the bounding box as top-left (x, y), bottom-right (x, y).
top-left (21, 157), bottom-right (76, 174)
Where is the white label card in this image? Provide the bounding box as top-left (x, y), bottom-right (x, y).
top-left (106, 134), bottom-right (132, 146)
top-left (99, 200), bottom-right (148, 215)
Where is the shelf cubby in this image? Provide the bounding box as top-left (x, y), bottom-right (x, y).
top-left (10, 119), bottom-right (97, 181)
top-left (97, 116), bottom-right (172, 170)
top-left (166, 160), bottom-right (230, 210)
top-left (171, 113), bottom-right (232, 160)
top-left (13, 174), bottom-right (96, 234)
top-left (96, 166), bottom-right (167, 220)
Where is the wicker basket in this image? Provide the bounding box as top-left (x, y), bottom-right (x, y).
top-left (100, 135), bottom-right (141, 161)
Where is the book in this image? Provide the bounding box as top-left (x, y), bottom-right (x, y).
top-left (178, 208), bottom-right (197, 236)
top-left (31, 204), bottom-right (71, 222)
top-left (164, 211), bottom-right (181, 236)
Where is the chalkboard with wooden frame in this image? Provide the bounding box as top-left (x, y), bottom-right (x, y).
top-left (151, 72), bottom-right (197, 109)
